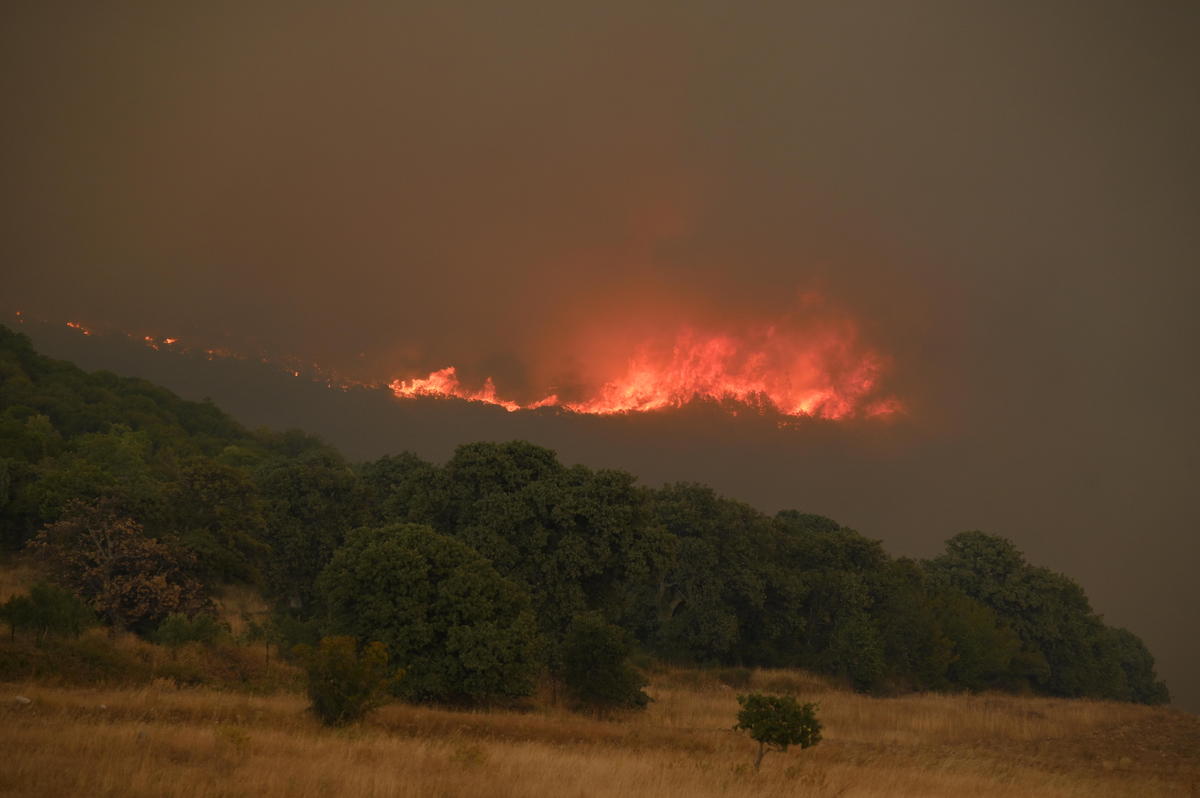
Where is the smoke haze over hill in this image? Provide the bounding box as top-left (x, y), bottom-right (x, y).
top-left (3, 3), bottom-right (1198, 709)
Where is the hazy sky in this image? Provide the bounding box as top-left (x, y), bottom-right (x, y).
top-left (3, 2), bottom-right (1198, 709)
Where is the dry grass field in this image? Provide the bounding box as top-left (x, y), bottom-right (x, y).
top-left (2, 666), bottom-right (1196, 798)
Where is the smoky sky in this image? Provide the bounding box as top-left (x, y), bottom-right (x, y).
top-left (3, 3), bottom-right (1199, 709)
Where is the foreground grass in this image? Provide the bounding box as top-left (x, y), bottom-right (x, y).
top-left (2, 668), bottom-right (1196, 797)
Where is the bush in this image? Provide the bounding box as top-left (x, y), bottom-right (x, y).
top-left (561, 612), bottom-right (649, 712)
top-left (153, 613), bottom-right (225, 651)
top-left (734, 693), bottom-right (822, 771)
top-left (295, 636), bottom-right (399, 726)
top-left (1, 582), bottom-right (94, 640)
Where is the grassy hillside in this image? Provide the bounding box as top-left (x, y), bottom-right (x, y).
top-left (2, 670), bottom-right (1196, 798)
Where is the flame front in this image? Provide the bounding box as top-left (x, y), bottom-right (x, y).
top-left (387, 319), bottom-right (901, 421)
top-left (390, 367), bottom-right (522, 413)
top-left (25, 305), bottom-right (904, 422)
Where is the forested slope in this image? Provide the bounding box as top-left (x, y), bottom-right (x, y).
top-left (0, 324), bottom-right (1168, 703)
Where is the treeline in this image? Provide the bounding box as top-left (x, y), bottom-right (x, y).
top-left (0, 324), bottom-right (1169, 704)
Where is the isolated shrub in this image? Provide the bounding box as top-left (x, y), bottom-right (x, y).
top-left (1, 582), bottom-right (94, 640)
top-left (296, 636), bottom-right (398, 726)
top-left (734, 693), bottom-right (822, 771)
top-left (561, 612), bottom-right (649, 712)
top-left (319, 524), bottom-right (539, 704)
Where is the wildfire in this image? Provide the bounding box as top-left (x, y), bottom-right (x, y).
top-left (21, 304), bottom-right (904, 422)
top-left (390, 368), bottom-right (524, 412)
top-left (387, 319), bottom-right (902, 421)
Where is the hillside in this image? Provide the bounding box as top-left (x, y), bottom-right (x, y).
top-left (0, 322), bottom-right (1173, 703)
top-left (1, 323), bottom-right (1196, 796)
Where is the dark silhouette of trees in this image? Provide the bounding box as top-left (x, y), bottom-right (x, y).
top-left (0, 324), bottom-right (1172, 706)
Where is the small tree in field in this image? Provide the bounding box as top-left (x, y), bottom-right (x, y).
top-left (734, 693), bottom-right (822, 771)
top-left (296, 636), bottom-right (400, 726)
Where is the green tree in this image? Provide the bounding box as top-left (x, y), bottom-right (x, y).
top-left (734, 693), bottom-right (822, 771)
top-left (646, 484), bottom-right (775, 663)
top-left (255, 449), bottom-right (364, 613)
top-left (357, 451), bottom-right (445, 527)
top-left (927, 532), bottom-right (1167, 702)
top-left (872, 558), bottom-right (1026, 693)
top-left (169, 457), bottom-right (268, 583)
top-left (1, 583), bottom-right (95, 641)
top-left (1102, 626), bottom-right (1169, 705)
top-left (0, 593), bottom-right (32, 641)
top-left (560, 612), bottom-right (649, 712)
top-left (295, 636), bottom-right (399, 726)
top-left (440, 443), bottom-right (664, 654)
top-left (28, 424), bottom-right (168, 529)
top-left (319, 524), bottom-right (540, 704)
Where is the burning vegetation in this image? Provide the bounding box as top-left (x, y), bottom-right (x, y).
top-left (27, 299), bottom-right (904, 423)
top-left (390, 312), bottom-right (901, 421)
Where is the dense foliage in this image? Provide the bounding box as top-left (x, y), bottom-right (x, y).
top-left (0, 325), bottom-right (1170, 705)
top-left (319, 523), bottom-right (540, 704)
top-left (561, 612), bottom-right (649, 711)
top-left (1, 582), bottom-right (94, 640)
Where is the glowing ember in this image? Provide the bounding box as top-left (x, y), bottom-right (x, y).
top-left (387, 320), bottom-right (902, 421)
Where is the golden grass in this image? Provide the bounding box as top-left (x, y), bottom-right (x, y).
top-left (0, 626), bottom-right (303, 693)
top-left (2, 669), bottom-right (1196, 798)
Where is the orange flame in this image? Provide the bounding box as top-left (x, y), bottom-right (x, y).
top-left (31, 306), bottom-right (904, 423)
top-left (390, 367), bottom-right (523, 413)
top-left (387, 318), bottom-right (902, 421)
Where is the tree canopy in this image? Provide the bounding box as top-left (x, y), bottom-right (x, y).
top-left (319, 523), bottom-right (540, 704)
top-left (0, 324), bottom-right (1170, 706)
